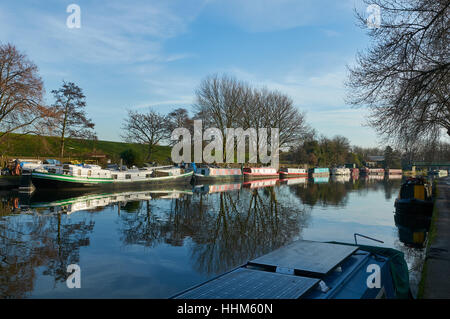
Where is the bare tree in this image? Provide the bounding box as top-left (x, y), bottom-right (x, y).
top-left (0, 43), bottom-right (51, 141)
top-left (49, 81), bottom-right (96, 158)
top-left (346, 0), bottom-right (450, 145)
top-left (194, 74), bottom-right (310, 153)
top-left (194, 74), bottom-right (253, 134)
top-left (121, 109), bottom-right (169, 160)
top-left (167, 108), bottom-right (193, 145)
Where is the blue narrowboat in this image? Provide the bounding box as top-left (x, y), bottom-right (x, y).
top-left (171, 240), bottom-right (410, 299)
top-left (308, 167), bottom-right (330, 178)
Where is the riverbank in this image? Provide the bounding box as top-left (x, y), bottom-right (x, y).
top-left (419, 176), bottom-right (450, 298)
top-left (0, 132), bottom-right (172, 164)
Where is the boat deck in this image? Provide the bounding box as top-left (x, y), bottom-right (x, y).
top-left (173, 240), bottom-right (363, 299)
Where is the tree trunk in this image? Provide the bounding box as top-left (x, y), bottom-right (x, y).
top-left (60, 103), bottom-right (69, 159)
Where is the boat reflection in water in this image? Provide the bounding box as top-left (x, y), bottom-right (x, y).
top-left (330, 175), bottom-right (351, 183)
top-left (312, 176), bottom-right (329, 184)
top-left (20, 187), bottom-right (194, 215)
top-left (193, 183), bottom-right (241, 194)
top-left (242, 178), bottom-right (279, 189)
top-left (394, 211), bottom-right (431, 248)
top-left (279, 177), bottom-right (307, 187)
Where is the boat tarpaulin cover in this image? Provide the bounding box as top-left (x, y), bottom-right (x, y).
top-left (328, 241), bottom-right (410, 299)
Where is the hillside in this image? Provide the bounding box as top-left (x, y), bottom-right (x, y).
top-left (0, 133), bottom-right (172, 164)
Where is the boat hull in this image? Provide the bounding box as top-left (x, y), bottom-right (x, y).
top-left (31, 171), bottom-right (193, 190)
top-left (394, 198), bottom-right (434, 216)
top-left (243, 173), bottom-right (280, 180)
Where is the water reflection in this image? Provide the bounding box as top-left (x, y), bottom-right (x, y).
top-left (0, 175), bottom-right (425, 298)
top-left (1, 192), bottom-right (94, 298)
top-left (117, 181), bottom-right (310, 275)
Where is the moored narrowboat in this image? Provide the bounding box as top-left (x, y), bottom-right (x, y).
top-left (243, 167), bottom-right (279, 179)
top-left (279, 167), bottom-right (308, 178)
top-left (360, 167), bottom-right (385, 176)
top-left (394, 177), bottom-right (434, 216)
top-left (30, 163), bottom-right (193, 190)
top-left (308, 167), bottom-right (329, 178)
top-left (385, 168), bottom-right (402, 175)
top-left (172, 240), bottom-right (410, 299)
top-left (428, 169), bottom-right (448, 177)
top-left (350, 168), bottom-right (359, 178)
top-left (192, 167), bottom-right (242, 183)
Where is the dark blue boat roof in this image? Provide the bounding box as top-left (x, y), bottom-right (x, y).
top-left (172, 240), bottom-right (400, 299)
top-left (248, 240), bottom-right (358, 277)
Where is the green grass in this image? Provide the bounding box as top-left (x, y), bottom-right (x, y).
top-left (0, 133), bottom-right (172, 164)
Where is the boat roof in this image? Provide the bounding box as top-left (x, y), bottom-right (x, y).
top-left (248, 240), bottom-right (358, 276)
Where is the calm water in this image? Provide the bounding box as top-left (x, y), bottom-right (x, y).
top-left (0, 175), bottom-right (429, 298)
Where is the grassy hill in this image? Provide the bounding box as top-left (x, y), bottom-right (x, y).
top-left (0, 133), bottom-right (172, 164)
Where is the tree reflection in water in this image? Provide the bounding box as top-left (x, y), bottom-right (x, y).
top-left (118, 186), bottom-right (311, 275)
top-left (0, 195), bottom-right (94, 298)
top-left (291, 177), bottom-right (403, 207)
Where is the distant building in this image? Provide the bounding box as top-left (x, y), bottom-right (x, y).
top-left (365, 155), bottom-right (384, 167)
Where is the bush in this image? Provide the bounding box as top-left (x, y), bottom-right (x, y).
top-left (120, 148), bottom-right (142, 167)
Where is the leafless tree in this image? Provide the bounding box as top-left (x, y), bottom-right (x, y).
top-left (49, 81), bottom-right (96, 158)
top-left (0, 43), bottom-right (51, 141)
top-left (121, 109), bottom-right (169, 160)
top-left (346, 0), bottom-right (450, 145)
top-left (194, 74), bottom-right (311, 154)
top-left (194, 74), bottom-right (250, 136)
top-left (167, 108), bottom-right (193, 145)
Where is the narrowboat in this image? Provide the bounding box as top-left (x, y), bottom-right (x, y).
top-left (360, 168), bottom-right (385, 176)
top-left (331, 167), bottom-right (351, 175)
top-left (172, 240), bottom-right (410, 299)
top-left (27, 163), bottom-right (193, 190)
top-left (279, 168), bottom-right (308, 178)
top-left (308, 167), bottom-right (329, 178)
top-left (394, 177), bottom-right (434, 216)
top-left (385, 169), bottom-right (402, 175)
top-left (350, 168), bottom-right (359, 178)
top-left (191, 167), bottom-right (242, 183)
top-left (243, 167), bottom-right (279, 180)
top-left (428, 169), bottom-right (448, 177)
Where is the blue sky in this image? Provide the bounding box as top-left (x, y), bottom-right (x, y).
top-left (0, 0), bottom-right (383, 147)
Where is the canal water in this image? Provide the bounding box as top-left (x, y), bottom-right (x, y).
top-left (0, 175), bottom-right (429, 298)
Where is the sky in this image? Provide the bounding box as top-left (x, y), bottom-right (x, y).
top-left (0, 0), bottom-right (384, 147)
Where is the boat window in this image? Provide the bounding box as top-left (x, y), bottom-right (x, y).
top-left (145, 174), bottom-right (151, 178)
top-left (77, 169), bottom-right (81, 175)
top-left (125, 174), bottom-right (131, 179)
top-left (112, 175), bottom-right (117, 179)
top-left (88, 170), bottom-right (92, 176)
